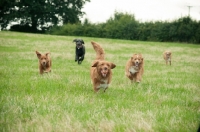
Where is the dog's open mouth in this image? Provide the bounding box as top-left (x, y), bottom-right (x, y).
top-left (101, 71), bottom-right (107, 77)
top-left (102, 74), bottom-right (107, 77)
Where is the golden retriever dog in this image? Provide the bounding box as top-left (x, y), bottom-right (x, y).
top-left (36, 51), bottom-right (51, 74)
top-left (90, 41), bottom-right (116, 92)
top-left (125, 53), bottom-right (144, 83)
top-left (163, 51), bottom-right (172, 65)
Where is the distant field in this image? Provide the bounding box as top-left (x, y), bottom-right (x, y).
top-left (0, 31), bottom-right (200, 132)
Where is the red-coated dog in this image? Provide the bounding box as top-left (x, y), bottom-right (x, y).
top-left (125, 53), bottom-right (144, 83)
top-left (163, 51), bottom-right (172, 65)
top-left (90, 41), bottom-right (116, 92)
top-left (36, 51), bottom-right (51, 74)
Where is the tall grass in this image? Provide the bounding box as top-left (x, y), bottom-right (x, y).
top-left (0, 31), bottom-right (200, 132)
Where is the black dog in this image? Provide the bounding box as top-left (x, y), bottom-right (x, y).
top-left (73, 39), bottom-right (85, 64)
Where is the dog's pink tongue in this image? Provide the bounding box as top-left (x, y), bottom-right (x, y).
top-left (101, 72), bottom-right (107, 77)
top-left (101, 71), bottom-right (107, 77)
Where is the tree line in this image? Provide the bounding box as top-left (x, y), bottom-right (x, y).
top-left (49, 12), bottom-right (200, 44)
top-left (0, 0), bottom-right (90, 32)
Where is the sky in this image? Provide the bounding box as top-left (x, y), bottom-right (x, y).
top-left (81, 0), bottom-right (200, 23)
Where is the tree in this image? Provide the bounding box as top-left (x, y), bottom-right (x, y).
top-left (0, 0), bottom-right (90, 32)
top-left (103, 11), bottom-right (139, 39)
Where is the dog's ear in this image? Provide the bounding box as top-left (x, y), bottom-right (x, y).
top-left (110, 63), bottom-right (116, 69)
top-left (36, 51), bottom-right (41, 59)
top-left (73, 39), bottom-right (77, 43)
top-left (45, 52), bottom-right (50, 56)
top-left (131, 56), bottom-right (134, 61)
top-left (91, 61), bottom-right (99, 67)
top-left (81, 39), bottom-right (84, 44)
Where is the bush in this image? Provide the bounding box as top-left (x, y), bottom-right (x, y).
top-left (48, 12), bottom-right (200, 44)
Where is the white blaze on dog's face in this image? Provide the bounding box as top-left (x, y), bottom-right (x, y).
top-left (131, 54), bottom-right (143, 67)
top-left (92, 61), bottom-right (116, 78)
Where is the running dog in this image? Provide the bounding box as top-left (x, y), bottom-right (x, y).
top-left (125, 53), bottom-right (144, 83)
top-left (73, 39), bottom-right (85, 64)
top-left (36, 51), bottom-right (51, 74)
top-left (163, 51), bottom-right (172, 65)
top-left (90, 41), bottom-right (116, 92)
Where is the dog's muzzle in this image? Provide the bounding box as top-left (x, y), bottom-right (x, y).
top-left (42, 62), bottom-right (46, 66)
top-left (135, 61), bottom-right (139, 67)
top-left (76, 42), bottom-right (82, 49)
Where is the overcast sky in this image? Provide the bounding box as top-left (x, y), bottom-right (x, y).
top-left (81, 0), bottom-right (200, 23)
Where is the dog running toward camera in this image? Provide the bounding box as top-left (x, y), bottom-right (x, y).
top-left (73, 39), bottom-right (85, 64)
top-left (36, 51), bottom-right (51, 74)
top-left (163, 51), bottom-right (172, 65)
top-left (90, 41), bottom-right (116, 92)
top-left (125, 53), bottom-right (144, 83)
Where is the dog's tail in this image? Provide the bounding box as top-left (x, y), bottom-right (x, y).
top-left (91, 41), bottom-right (105, 60)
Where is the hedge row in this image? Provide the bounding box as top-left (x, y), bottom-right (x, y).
top-left (49, 12), bottom-right (200, 44)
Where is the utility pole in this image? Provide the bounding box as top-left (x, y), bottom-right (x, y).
top-left (187, 6), bottom-right (193, 16)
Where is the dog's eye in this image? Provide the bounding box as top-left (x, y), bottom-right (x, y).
top-left (41, 57), bottom-right (46, 60)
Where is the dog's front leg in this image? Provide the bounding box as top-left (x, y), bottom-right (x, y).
top-left (80, 55), bottom-right (84, 61)
top-left (94, 83), bottom-right (101, 92)
top-left (39, 66), bottom-right (44, 74)
top-left (94, 87), bottom-right (100, 92)
top-left (166, 60), bottom-right (168, 65)
top-left (44, 61), bottom-right (51, 73)
top-left (103, 87), bottom-right (108, 92)
top-left (136, 73), bottom-right (141, 83)
top-left (75, 54), bottom-right (78, 62)
top-left (44, 67), bottom-right (51, 73)
top-left (75, 48), bottom-right (78, 61)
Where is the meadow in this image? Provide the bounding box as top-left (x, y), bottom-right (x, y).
top-left (0, 31), bottom-right (200, 132)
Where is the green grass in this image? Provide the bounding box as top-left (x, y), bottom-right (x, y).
top-left (0, 31), bottom-right (200, 132)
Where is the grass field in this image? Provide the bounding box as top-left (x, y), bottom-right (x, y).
top-left (0, 31), bottom-right (200, 132)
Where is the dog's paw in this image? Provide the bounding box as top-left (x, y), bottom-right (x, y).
top-left (126, 72), bottom-right (131, 77)
top-left (78, 61), bottom-right (82, 64)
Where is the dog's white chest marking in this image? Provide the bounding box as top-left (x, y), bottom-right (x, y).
top-left (98, 84), bottom-right (108, 89)
top-left (97, 79), bottom-right (109, 89)
top-left (129, 66), bottom-right (138, 74)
